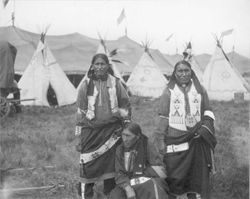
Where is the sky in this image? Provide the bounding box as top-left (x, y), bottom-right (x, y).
top-left (0, 0), bottom-right (250, 57)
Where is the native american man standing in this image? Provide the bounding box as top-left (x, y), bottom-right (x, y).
top-left (75, 53), bottom-right (131, 199)
top-left (154, 60), bottom-right (217, 199)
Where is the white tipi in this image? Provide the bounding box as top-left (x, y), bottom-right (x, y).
top-left (189, 57), bottom-right (203, 82)
top-left (202, 41), bottom-right (250, 101)
top-left (18, 33), bottom-right (77, 106)
top-left (126, 48), bottom-right (167, 98)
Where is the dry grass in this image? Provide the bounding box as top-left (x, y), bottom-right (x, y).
top-left (0, 98), bottom-right (249, 199)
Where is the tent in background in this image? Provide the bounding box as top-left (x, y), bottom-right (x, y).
top-left (126, 47), bottom-right (167, 98)
top-left (0, 26), bottom-right (173, 78)
top-left (0, 26), bottom-right (97, 75)
top-left (182, 42), bottom-right (203, 82)
top-left (18, 32), bottom-right (77, 106)
top-left (164, 53), bottom-right (183, 67)
top-left (202, 41), bottom-right (250, 101)
top-left (189, 56), bottom-right (203, 82)
top-left (107, 36), bottom-right (174, 78)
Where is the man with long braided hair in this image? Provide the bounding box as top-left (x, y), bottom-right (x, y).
top-left (154, 60), bottom-right (217, 199)
top-left (75, 53), bottom-right (131, 199)
top-left (109, 122), bottom-right (169, 199)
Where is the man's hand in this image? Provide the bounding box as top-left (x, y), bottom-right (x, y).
top-left (153, 133), bottom-right (166, 155)
top-left (119, 108), bottom-right (129, 118)
top-left (124, 185), bottom-right (136, 199)
top-left (158, 139), bottom-right (166, 155)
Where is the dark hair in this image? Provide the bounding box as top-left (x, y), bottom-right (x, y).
top-left (91, 53), bottom-right (110, 65)
top-left (168, 60), bottom-right (203, 93)
top-left (174, 60), bottom-right (191, 69)
top-left (168, 60), bottom-right (192, 88)
top-left (86, 53), bottom-right (115, 96)
top-left (124, 122), bottom-right (142, 137)
top-left (87, 53), bottom-right (114, 77)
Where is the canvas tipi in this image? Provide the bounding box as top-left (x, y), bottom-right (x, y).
top-left (126, 47), bottom-right (167, 98)
top-left (189, 57), bottom-right (203, 82)
top-left (202, 40), bottom-right (250, 101)
top-left (18, 33), bottom-right (77, 106)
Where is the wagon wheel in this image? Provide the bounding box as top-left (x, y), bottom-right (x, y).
top-left (0, 96), bottom-right (10, 119)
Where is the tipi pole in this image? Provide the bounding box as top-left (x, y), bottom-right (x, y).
top-left (124, 9), bottom-right (128, 36)
top-left (11, 0), bottom-right (15, 26)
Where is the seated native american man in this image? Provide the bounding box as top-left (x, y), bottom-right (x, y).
top-left (109, 122), bottom-right (169, 199)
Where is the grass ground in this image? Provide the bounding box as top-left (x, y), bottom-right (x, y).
top-left (0, 97), bottom-right (249, 199)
